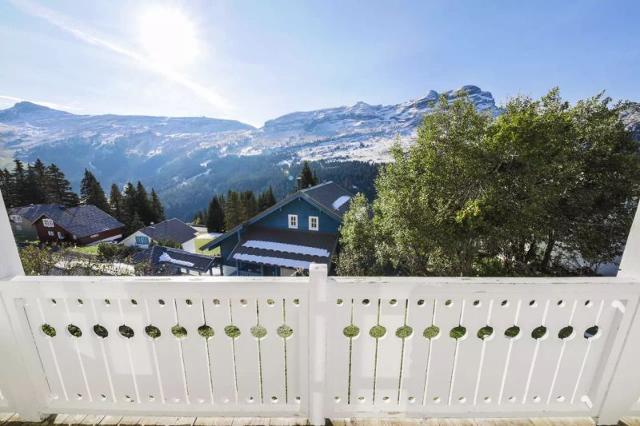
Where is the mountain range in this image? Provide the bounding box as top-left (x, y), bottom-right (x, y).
top-left (0, 85), bottom-right (637, 219)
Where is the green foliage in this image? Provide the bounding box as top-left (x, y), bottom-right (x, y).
top-left (336, 193), bottom-right (381, 276)
top-left (206, 195), bottom-right (225, 232)
top-left (338, 89), bottom-right (640, 276)
top-left (1, 159), bottom-right (78, 208)
top-left (80, 169), bottom-right (110, 212)
top-left (97, 243), bottom-right (136, 261)
top-left (298, 161), bottom-right (318, 189)
top-left (19, 245), bottom-right (58, 275)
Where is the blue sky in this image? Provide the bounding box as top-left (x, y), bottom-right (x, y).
top-left (0, 0), bottom-right (638, 126)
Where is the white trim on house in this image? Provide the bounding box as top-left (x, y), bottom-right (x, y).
top-left (308, 215), bottom-right (319, 231)
top-left (288, 214), bottom-right (298, 229)
top-left (42, 218), bottom-right (54, 228)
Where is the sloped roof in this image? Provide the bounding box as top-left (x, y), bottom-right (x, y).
top-left (302, 181), bottom-right (354, 217)
top-left (228, 226), bottom-right (336, 271)
top-left (9, 204), bottom-right (124, 238)
top-left (132, 245), bottom-right (216, 273)
top-left (202, 181), bottom-right (353, 251)
top-left (139, 218), bottom-right (197, 244)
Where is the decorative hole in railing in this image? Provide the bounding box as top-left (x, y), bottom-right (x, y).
top-left (93, 324), bottom-right (108, 338)
top-left (145, 325), bottom-right (161, 339)
top-left (41, 323), bottom-right (56, 337)
top-left (197, 325), bottom-right (214, 339)
top-left (531, 325), bottom-right (547, 339)
top-left (171, 325), bottom-right (187, 338)
top-left (224, 325), bottom-right (241, 338)
top-left (118, 325), bottom-right (134, 339)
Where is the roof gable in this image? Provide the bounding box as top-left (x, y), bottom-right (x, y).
top-left (201, 181), bottom-right (354, 251)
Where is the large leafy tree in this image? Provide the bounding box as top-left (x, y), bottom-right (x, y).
top-left (340, 89), bottom-right (640, 276)
top-left (336, 194), bottom-right (380, 276)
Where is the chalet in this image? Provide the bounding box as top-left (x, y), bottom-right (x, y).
top-left (202, 181), bottom-right (353, 276)
top-left (8, 204), bottom-right (124, 245)
top-left (132, 245), bottom-right (217, 275)
top-left (121, 218), bottom-right (199, 252)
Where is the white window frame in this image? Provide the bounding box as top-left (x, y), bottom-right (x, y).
top-left (288, 214), bottom-right (298, 229)
top-left (309, 216), bottom-right (319, 231)
top-left (42, 218), bottom-right (54, 228)
top-left (47, 231), bottom-right (54, 237)
top-left (10, 215), bottom-right (22, 223)
top-left (57, 232), bottom-right (65, 240)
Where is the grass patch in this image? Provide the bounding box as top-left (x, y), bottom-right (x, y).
top-left (69, 245), bottom-right (99, 256)
top-left (195, 238), bottom-right (220, 256)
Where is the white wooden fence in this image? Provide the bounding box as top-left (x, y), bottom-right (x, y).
top-left (2, 197), bottom-right (640, 424)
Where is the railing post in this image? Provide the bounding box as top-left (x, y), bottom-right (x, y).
top-left (0, 190), bottom-right (47, 421)
top-left (308, 263), bottom-right (328, 426)
top-left (597, 205), bottom-right (640, 424)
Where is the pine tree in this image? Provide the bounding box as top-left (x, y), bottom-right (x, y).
top-left (239, 191), bottom-right (258, 222)
top-left (46, 163), bottom-right (79, 206)
top-left (128, 212), bottom-right (145, 235)
top-left (80, 169), bottom-right (109, 212)
top-left (0, 168), bottom-right (14, 207)
top-left (298, 161), bottom-right (318, 189)
top-left (206, 195), bottom-right (225, 232)
top-left (224, 191), bottom-right (242, 229)
top-left (150, 189), bottom-right (165, 224)
top-left (135, 181), bottom-right (154, 224)
top-left (109, 184), bottom-right (124, 221)
top-left (12, 160), bottom-right (27, 206)
top-left (24, 161), bottom-right (47, 204)
top-left (258, 186), bottom-right (276, 211)
top-left (122, 182), bottom-right (138, 232)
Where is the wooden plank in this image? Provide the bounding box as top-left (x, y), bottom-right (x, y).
top-left (350, 296), bottom-right (378, 407)
top-left (204, 297), bottom-right (236, 405)
top-left (325, 296), bottom-right (352, 413)
top-left (258, 298), bottom-right (286, 405)
top-left (231, 297), bottom-right (261, 405)
top-left (373, 298), bottom-right (405, 409)
top-left (401, 297), bottom-right (434, 409)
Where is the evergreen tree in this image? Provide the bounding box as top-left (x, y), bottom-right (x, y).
top-left (12, 160), bottom-right (27, 206)
top-left (80, 169), bottom-right (109, 212)
top-left (224, 190), bottom-right (242, 229)
top-left (206, 195), bottom-right (225, 232)
top-left (240, 191), bottom-right (258, 222)
top-left (122, 182), bottom-right (138, 232)
top-left (258, 186), bottom-right (277, 211)
top-left (45, 164), bottom-right (79, 206)
top-left (109, 184), bottom-right (124, 222)
top-left (135, 181), bottom-right (153, 224)
top-left (150, 189), bottom-right (165, 224)
top-left (298, 161), bottom-right (318, 189)
top-left (128, 212), bottom-right (145, 235)
top-left (24, 161), bottom-right (47, 204)
top-left (0, 168), bottom-right (14, 207)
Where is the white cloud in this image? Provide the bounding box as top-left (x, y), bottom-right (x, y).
top-left (8, 0), bottom-right (232, 113)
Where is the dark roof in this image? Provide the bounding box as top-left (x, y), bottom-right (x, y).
top-left (139, 218), bottom-right (197, 244)
top-left (302, 181), bottom-right (354, 216)
top-left (132, 245), bottom-right (216, 273)
top-left (202, 181), bottom-right (353, 251)
top-left (9, 204), bottom-right (124, 238)
top-left (227, 226), bottom-right (337, 271)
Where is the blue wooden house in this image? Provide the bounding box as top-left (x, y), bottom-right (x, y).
top-left (202, 181), bottom-right (353, 276)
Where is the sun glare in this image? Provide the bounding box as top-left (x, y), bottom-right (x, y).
top-left (138, 6), bottom-right (199, 69)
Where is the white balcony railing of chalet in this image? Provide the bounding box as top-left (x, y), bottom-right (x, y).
top-left (2, 195), bottom-right (640, 425)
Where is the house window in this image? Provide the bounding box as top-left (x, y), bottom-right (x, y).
top-left (309, 216), bottom-right (319, 231)
top-left (47, 231), bottom-right (54, 237)
top-left (135, 235), bottom-right (150, 245)
top-left (57, 232), bottom-right (65, 240)
top-left (288, 214), bottom-right (298, 229)
top-left (10, 215), bottom-right (22, 223)
top-left (42, 218), bottom-right (54, 228)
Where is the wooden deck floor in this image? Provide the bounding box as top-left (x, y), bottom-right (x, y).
top-left (0, 414), bottom-right (612, 426)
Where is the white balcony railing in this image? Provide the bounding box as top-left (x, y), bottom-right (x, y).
top-left (1, 196), bottom-right (640, 425)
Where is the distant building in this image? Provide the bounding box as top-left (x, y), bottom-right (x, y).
top-left (121, 218), bottom-right (200, 252)
top-left (8, 204), bottom-right (124, 245)
top-left (202, 181), bottom-right (353, 276)
top-left (132, 245), bottom-right (217, 276)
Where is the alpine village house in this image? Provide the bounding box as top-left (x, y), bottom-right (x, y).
top-left (8, 204), bottom-right (124, 245)
top-left (203, 181), bottom-right (353, 276)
